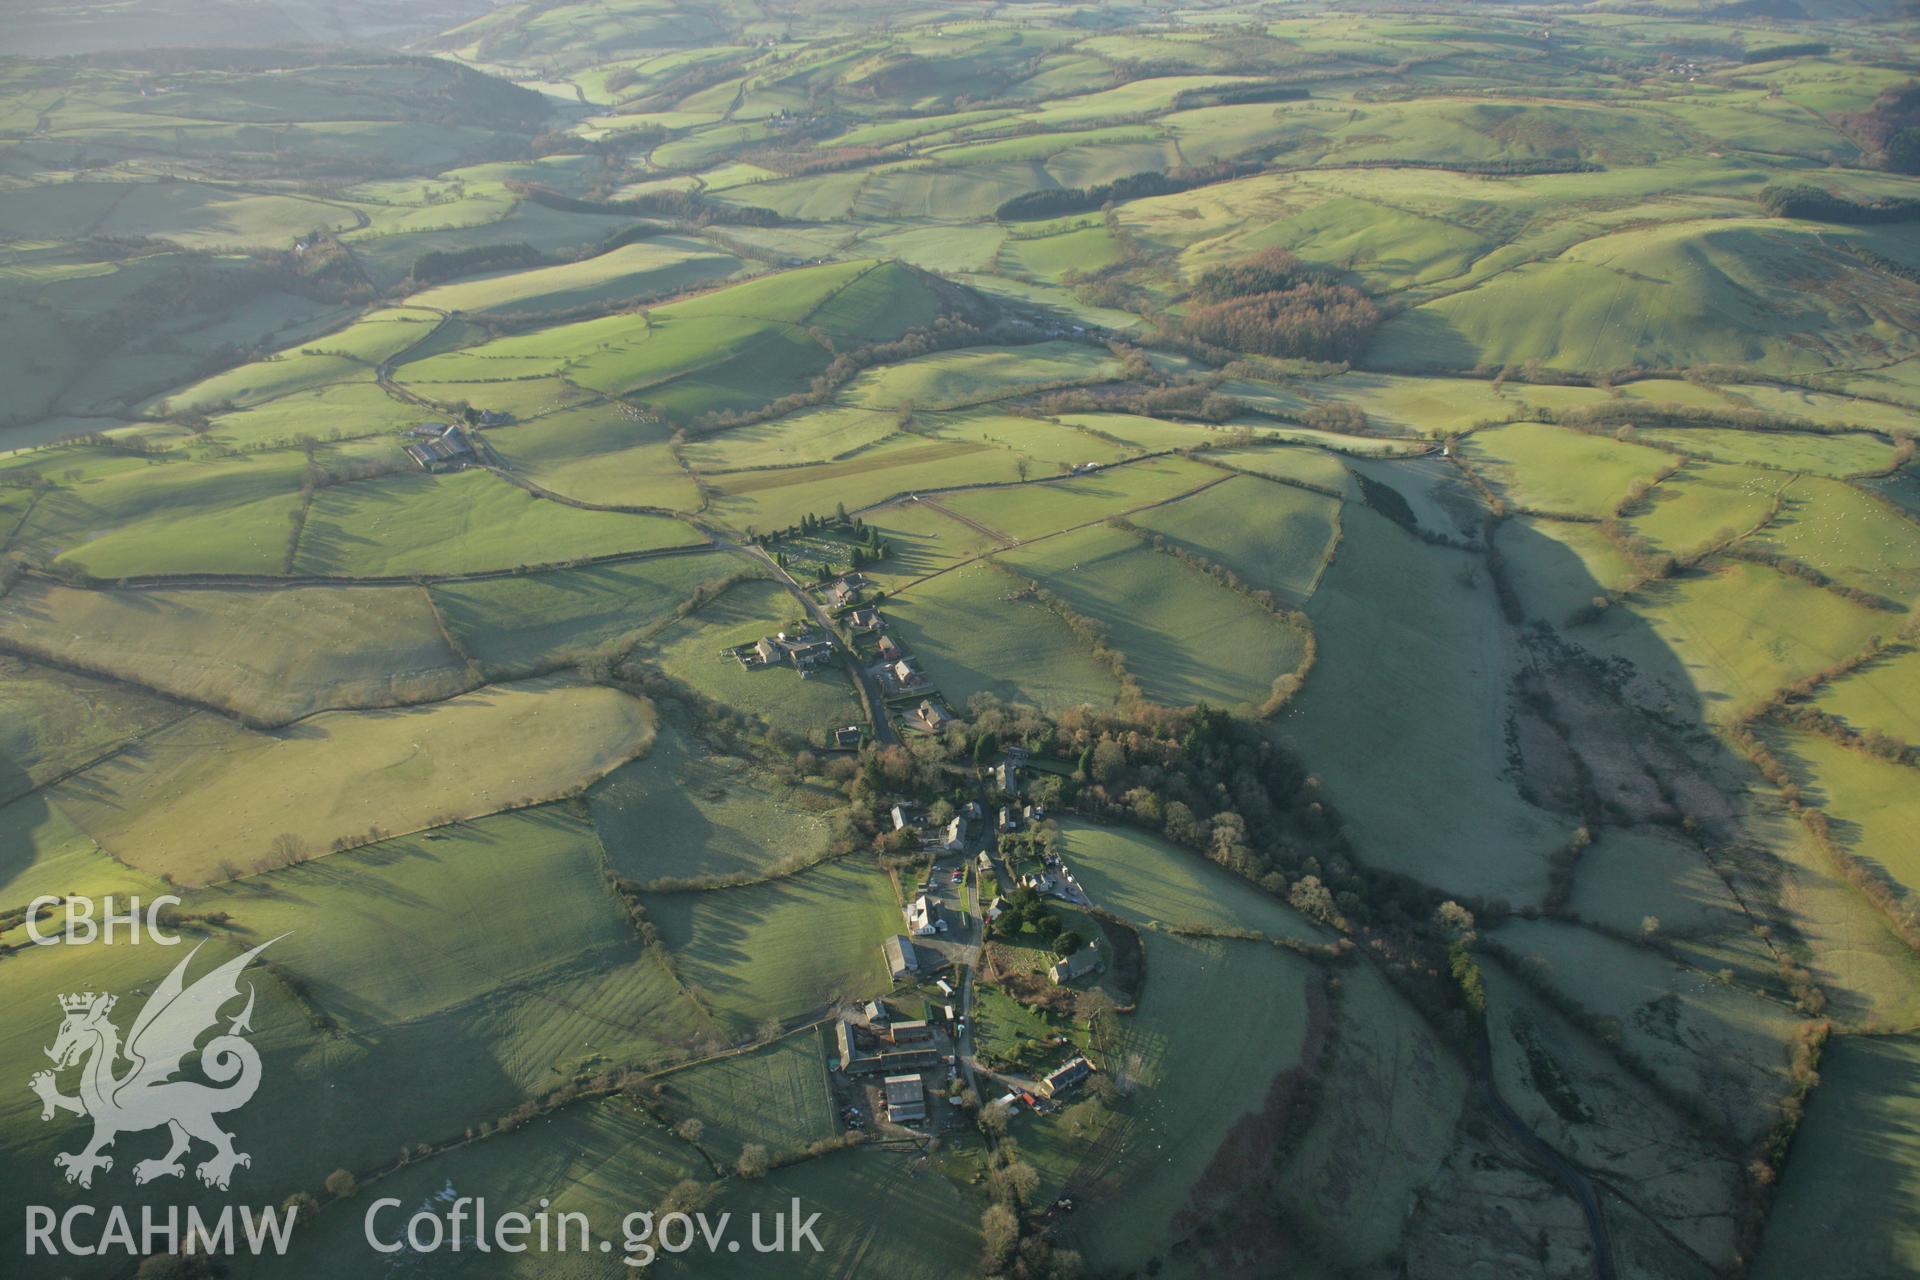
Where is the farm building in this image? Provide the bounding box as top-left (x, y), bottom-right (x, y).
top-left (836, 1017), bottom-right (944, 1075)
top-left (753, 633), bottom-right (834, 669)
top-left (883, 1074), bottom-right (927, 1124)
top-left (1049, 941), bottom-right (1103, 985)
top-left (403, 424), bottom-right (473, 471)
top-left (882, 933), bottom-right (920, 980)
top-left (1040, 1057), bottom-right (1093, 1098)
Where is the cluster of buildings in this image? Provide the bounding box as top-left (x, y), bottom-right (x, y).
top-left (402, 422), bottom-right (473, 471)
top-left (743, 629), bottom-right (835, 675)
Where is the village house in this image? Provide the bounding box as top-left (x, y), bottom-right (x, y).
top-left (994, 760), bottom-right (1021, 796)
top-left (905, 700), bottom-right (951, 734)
top-left (876, 634), bottom-right (903, 661)
top-left (944, 816), bottom-right (966, 852)
top-left (826, 575), bottom-right (868, 607)
top-left (891, 657), bottom-right (921, 687)
top-left (1040, 1056), bottom-right (1093, 1098)
top-left (789, 639), bottom-right (834, 670)
top-left (997, 805), bottom-right (1020, 833)
top-left (834, 725), bottom-right (864, 749)
top-left (1049, 941), bottom-right (1103, 986)
top-left (890, 803), bottom-right (916, 831)
top-left (906, 893), bottom-right (944, 936)
top-left (847, 608), bottom-right (881, 631)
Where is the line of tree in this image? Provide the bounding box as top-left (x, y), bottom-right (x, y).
top-left (505, 180), bottom-right (782, 227)
top-left (409, 242), bottom-right (547, 285)
top-left (994, 160), bottom-right (1262, 222)
top-left (1171, 82), bottom-right (1311, 108)
top-left (1740, 41), bottom-right (1830, 63)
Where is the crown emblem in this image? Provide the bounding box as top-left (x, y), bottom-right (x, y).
top-left (58, 992), bottom-right (113, 1016)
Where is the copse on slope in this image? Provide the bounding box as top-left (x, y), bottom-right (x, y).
top-left (1181, 247), bottom-right (1382, 362)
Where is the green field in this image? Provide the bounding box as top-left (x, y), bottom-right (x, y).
top-left (49, 677), bottom-right (655, 883)
top-left (1036, 931), bottom-right (1315, 1271)
top-left (1057, 820), bottom-right (1322, 943)
top-left (1003, 523), bottom-right (1309, 711)
top-left (296, 469), bottom-right (699, 577)
top-left (637, 578), bottom-right (862, 736)
top-left (883, 560), bottom-right (1124, 712)
top-left (590, 712), bottom-right (841, 884)
top-left (1815, 644), bottom-right (1920, 746)
top-left (1460, 421), bottom-right (1680, 518)
top-left (1130, 473), bottom-right (1342, 605)
top-left (483, 406), bottom-right (704, 510)
top-left (1491, 917), bottom-right (1801, 1144)
top-left (642, 858), bottom-right (900, 1034)
top-left (406, 237), bottom-right (745, 314)
top-left (430, 551), bottom-right (747, 674)
top-left (8, 11), bottom-right (1920, 1275)
top-left (0, 578), bottom-right (470, 723)
top-left (1281, 506), bottom-right (1571, 902)
top-left (1628, 461), bottom-right (1787, 561)
top-left (1588, 560), bottom-right (1888, 722)
top-left (1758, 1035), bottom-right (1920, 1279)
top-left (656, 1028), bottom-right (838, 1161)
top-left (0, 657), bottom-right (183, 803)
top-left (1746, 477), bottom-right (1920, 604)
top-left (938, 456), bottom-right (1224, 542)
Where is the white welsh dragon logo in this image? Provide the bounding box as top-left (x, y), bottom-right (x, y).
top-left (29, 938), bottom-right (281, 1191)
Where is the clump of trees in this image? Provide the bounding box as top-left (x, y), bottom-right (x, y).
top-left (1843, 80), bottom-right (1920, 174)
top-left (1179, 248), bottom-right (1381, 362)
top-left (1759, 183), bottom-right (1920, 225)
top-left (410, 242), bottom-right (547, 285)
